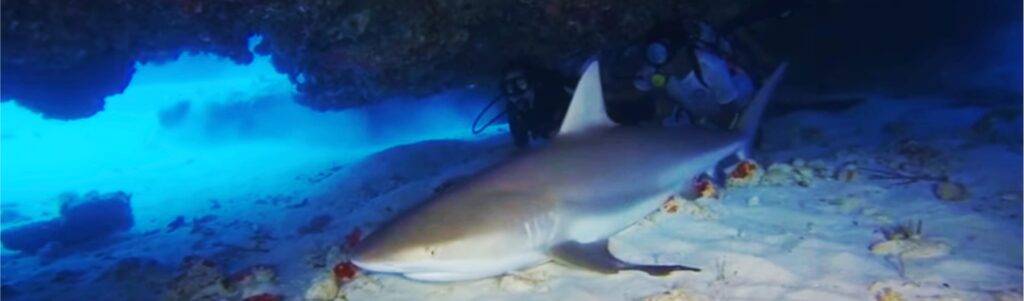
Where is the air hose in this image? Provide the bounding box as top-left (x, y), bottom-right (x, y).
top-left (471, 94), bottom-right (508, 135)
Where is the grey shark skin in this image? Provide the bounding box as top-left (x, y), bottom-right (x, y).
top-left (352, 61), bottom-right (788, 282)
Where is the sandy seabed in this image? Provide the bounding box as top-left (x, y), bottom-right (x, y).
top-left (1, 96), bottom-right (1021, 301)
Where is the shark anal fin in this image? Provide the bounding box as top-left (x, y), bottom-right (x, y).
top-left (549, 240), bottom-right (700, 276)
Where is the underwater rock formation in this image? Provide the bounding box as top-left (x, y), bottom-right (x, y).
top-left (0, 191), bottom-right (134, 253)
top-left (2, 0), bottom-right (1019, 119)
top-left (1, 0), bottom-right (703, 118)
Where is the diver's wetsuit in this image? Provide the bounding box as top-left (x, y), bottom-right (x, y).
top-left (504, 64), bottom-right (573, 148)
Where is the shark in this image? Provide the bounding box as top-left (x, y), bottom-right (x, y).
top-left (351, 60), bottom-right (788, 282)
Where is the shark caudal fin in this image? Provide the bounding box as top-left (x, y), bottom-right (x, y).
top-left (558, 61), bottom-right (617, 137)
top-left (733, 62), bottom-right (788, 159)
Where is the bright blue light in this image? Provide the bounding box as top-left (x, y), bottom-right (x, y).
top-left (0, 37), bottom-right (489, 233)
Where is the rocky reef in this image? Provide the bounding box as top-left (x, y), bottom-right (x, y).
top-left (0, 191), bottom-right (134, 254)
top-left (2, 0), bottom-right (724, 118)
top-left (2, 0), bottom-right (1020, 119)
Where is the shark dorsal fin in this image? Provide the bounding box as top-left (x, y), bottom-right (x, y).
top-left (558, 61), bottom-right (616, 136)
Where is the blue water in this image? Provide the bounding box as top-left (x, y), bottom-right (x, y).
top-left (0, 37), bottom-right (488, 236)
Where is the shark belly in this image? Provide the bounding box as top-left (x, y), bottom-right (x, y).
top-left (399, 253), bottom-right (549, 281)
top-left (354, 248), bottom-right (548, 281)
top-left (351, 200), bottom-right (560, 282)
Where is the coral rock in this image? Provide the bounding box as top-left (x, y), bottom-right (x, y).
top-left (694, 179), bottom-right (718, 199)
top-left (761, 163), bottom-right (795, 186)
top-left (870, 238), bottom-right (950, 260)
top-left (0, 191), bottom-right (134, 253)
top-left (333, 261), bottom-right (359, 283)
top-left (661, 197), bottom-right (680, 214)
top-left (875, 288), bottom-right (904, 301)
top-left (303, 275), bottom-right (339, 301)
top-left (167, 256), bottom-right (230, 300)
top-left (726, 160), bottom-right (761, 187)
top-left (231, 265), bottom-right (278, 298)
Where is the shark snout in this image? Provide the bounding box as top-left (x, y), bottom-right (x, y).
top-left (350, 257), bottom-right (405, 274)
top-left (350, 244), bottom-right (406, 273)
top-left (349, 232), bottom-right (437, 274)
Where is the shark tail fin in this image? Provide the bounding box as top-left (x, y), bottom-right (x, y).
top-left (733, 62), bottom-right (788, 159)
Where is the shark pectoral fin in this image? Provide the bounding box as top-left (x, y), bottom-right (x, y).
top-left (549, 240), bottom-right (701, 276)
top-left (550, 240), bottom-right (619, 274)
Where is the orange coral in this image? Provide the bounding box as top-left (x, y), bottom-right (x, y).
top-left (694, 179), bottom-right (718, 199)
top-left (730, 161), bottom-right (758, 179)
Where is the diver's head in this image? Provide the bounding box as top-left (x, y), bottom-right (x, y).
top-left (503, 68), bottom-right (535, 110)
top-left (646, 41), bottom-right (669, 66)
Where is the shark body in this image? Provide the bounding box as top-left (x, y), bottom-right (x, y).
top-left (352, 61), bottom-right (787, 282)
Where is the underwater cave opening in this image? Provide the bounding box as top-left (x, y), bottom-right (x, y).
top-left (0, 36), bottom-right (496, 248)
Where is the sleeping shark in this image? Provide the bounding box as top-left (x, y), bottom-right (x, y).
top-left (351, 60), bottom-right (788, 282)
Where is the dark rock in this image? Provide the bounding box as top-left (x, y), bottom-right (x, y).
top-left (167, 256), bottom-right (229, 300)
top-left (100, 257), bottom-right (174, 299)
top-left (0, 191), bottom-right (134, 253)
top-left (0, 0), bottom-right (690, 116)
top-left (0, 52), bottom-right (135, 119)
top-left (56, 191), bottom-right (134, 245)
top-left (0, 206), bottom-right (28, 225)
top-left (2, 0), bottom-right (1017, 118)
top-left (0, 220), bottom-right (62, 253)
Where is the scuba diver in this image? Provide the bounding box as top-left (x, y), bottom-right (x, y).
top-left (663, 1), bottom-right (811, 129)
top-left (473, 59), bottom-right (573, 148)
top-left (667, 20), bottom-right (756, 130)
top-left (604, 19), bottom-right (764, 131)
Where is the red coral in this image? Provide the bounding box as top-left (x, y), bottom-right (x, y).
top-left (333, 261), bottom-right (358, 282)
top-left (694, 179), bottom-right (717, 198)
top-left (730, 161), bottom-right (758, 179)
